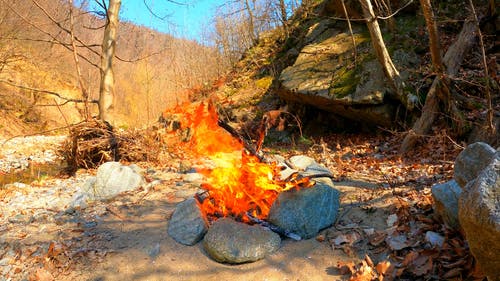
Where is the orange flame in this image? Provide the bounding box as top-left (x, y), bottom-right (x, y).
top-left (166, 101), bottom-right (312, 222)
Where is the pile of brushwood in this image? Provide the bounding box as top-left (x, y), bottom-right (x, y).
top-left (58, 119), bottom-right (161, 173)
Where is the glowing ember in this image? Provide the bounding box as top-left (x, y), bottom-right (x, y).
top-left (165, 101), bottom-right (312, 222)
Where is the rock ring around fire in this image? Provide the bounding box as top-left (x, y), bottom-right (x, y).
top-left (203, 218), bottom-right (281, 264)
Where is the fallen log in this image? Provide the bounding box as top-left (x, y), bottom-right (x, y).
top-left (401, 15), bottom-right (481, 153)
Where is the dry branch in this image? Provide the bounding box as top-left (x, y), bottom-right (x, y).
top-left (401, 15), bottom-right (481, 153)
top-left (0, 79), bottom-right (98, 105)
top-left (59, 120), bottom-right (160, 173)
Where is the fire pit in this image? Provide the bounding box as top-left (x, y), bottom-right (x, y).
top-left (164, 103), bottom-right (340, 263)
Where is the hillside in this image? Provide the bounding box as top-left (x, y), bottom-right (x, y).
top-left (0, 0), bottom-right (224, 136)
top-left (202, 0), bottom-right (498, 148)
top-left (1, 0), bottom-right (497, 146)
top-left (0, 1), bottom-right (499, 280)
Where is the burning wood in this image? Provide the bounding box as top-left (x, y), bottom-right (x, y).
top-left (246, 212), bottom-right (302, 241)
top-left (163, 101), bottom-right (314, 223)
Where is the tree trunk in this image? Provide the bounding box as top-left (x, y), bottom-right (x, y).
top-left (359, 0), bottom-right (417, 110)
top-left (244, 0), bottom-right (256, 42)
top-left (420, 0), bottom-right (443, 72)
top-left (98, 0), bottom-right (121, 122)
top-left (401, 17), bottom-right (479, 153)
top-left (278, 0), bottom-right (288, 35)
top-left (68, 0), bottom-right (90, 120)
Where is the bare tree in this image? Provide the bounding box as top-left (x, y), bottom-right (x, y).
top-left (359, 0), bottom-right (417, 110)
top-left (277, 0), bottom-right (289, 35)
top-left (97, 0), bottom-right (121, 122)
top-left (401, 3), bottom-right (485, 152)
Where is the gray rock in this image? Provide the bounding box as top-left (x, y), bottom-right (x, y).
top-left (203, 218), bottom-right (281, 264)
top-left (279, 165), bottom-right (299, 181)
top-left (286, 156), bottom-right (332, 178)
top-left (287, 155), bottom-right (316, 170)
top-left (459, 157), bottom-right (500, 281)
top-left (182, 172), bottom-right (204, 183)
top-left (8, 213), bottom-right (33, 224)
top-left (168, 198), bottom-right (208, 246)
top-left (454, 142), bottom-right (497, 189)
top-left (303, 162), bottom-right (334, 178)
top-left (278, 21), bottom-right (399, 126)
top-left (431, 180), bottom-right (462, 229)
top-left (268, 177), bottom-right (340, 239)
top-left (84, 162), bottom-right (144, 200)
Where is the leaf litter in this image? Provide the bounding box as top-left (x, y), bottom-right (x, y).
top-left (1, 126), bottom-right (487, 280)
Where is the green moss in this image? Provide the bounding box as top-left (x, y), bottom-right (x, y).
top-left (255, 76), bottom-right (273, 90)
top-left (298, 135), bottom-right (313, 146)
top-left (330, 66), bottom-right (360, 99)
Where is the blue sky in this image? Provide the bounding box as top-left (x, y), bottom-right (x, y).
top-left (81, 0), bottom-right (226, 41)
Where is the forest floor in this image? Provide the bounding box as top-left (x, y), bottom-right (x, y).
top-left (0, 129), bottom-right (485, 281)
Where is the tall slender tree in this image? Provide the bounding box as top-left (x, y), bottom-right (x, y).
top-left (98, 0), bottom-right (121, 122)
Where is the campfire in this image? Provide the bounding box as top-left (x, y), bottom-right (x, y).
top-left (165, 101), bottom-right (313, 223)
top-left (165, 101), bottom-right (340, 264)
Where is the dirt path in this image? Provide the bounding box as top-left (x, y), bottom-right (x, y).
top-left (2, 169), bottom-right (394, 281)
top-left (2, 134), bottom-right (465, 281)
top-left (53, 183), bottom-right (390, 281)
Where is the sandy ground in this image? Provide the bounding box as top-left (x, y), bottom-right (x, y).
top-left (56, 182), bottom-right (391, 281)
top-left (0, 135), bottom-right (433, 281)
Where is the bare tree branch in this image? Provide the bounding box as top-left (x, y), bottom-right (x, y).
top-left (468, 0), bottom-right (494, 132)
top-left (2, 1), bottom-right (101, 69)
top-left (69, 0), bottom-right (91, 120)
top-left (114, 46), bottom-right (170, 62)
top-left (143, 0), bottom-right (171, 20)
top-left (31, 0), bottom-right (102, 58)
top-left (1, 37), bottom-right (101, 48)
top-left (0, 79), bottom-right (98, 104)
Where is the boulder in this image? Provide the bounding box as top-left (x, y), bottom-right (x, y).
top-left (459, 157), bottom-right (499, 281)
top-left (168, 198), bottom-right (209, 246)
top-left (454, 142), bottom-right (497, 189)
top-left (203, 218), bottom-right (281, 264)
top-left (268, 177), bottom-right (340, 239)
top-left (278, 19), bottom-right (406, 127)
top-left (431, 180), bottom-right (462, 229)
top-left (75, 162), bottom-right (144, 203)
top-left (93, 162), bottom-right (144, 199)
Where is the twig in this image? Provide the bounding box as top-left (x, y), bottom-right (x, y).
top-left (69, 0), bottom-right (90, 120)
top-left (217, 119), bottom-right (264, 161)
top-left (324, 0), bottom-right (414, 21)
top-left (246, 212), bottom-right (302, 241)
top-left (468, 0), bottom-right (494, 133)
top-left (340, 0), bottom-right (357, 64)
top-left (0, 79), bottom-right (98, 104)
top-left (54, 98), bottom-right (71, 134)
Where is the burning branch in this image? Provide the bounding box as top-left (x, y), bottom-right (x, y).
top-left (246, 212), bottom-right (302, 241)
top-left (217, 119), bottom-right (265, 161)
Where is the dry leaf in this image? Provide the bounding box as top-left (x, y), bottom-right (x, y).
top-left (334, 232), bottom-right (360, 246)
top-left (386, 234), bottom-right (410, 251)
top-left (349, 261), bottom-right (376, 281)
top-left (33, 267), bottom-right (54, 281)
top-left (376, 260), bottom-right (394, 279)
top-left (411, 256), bottom-right (432, 276)
top-left (369, 232), bottom-right (387, 246)
top-left (47, 242), bottom-right (62, 258)
top-left (316, 234), bottom-right (325, 242)
top-left (337, 261), bottom-right (356, 275)
top-left (442, 267), bottom-right (463, 279)
top-left (402, 250), bottom-right (419, 267)
top-left (364, 255), bottom-right (374, 268)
